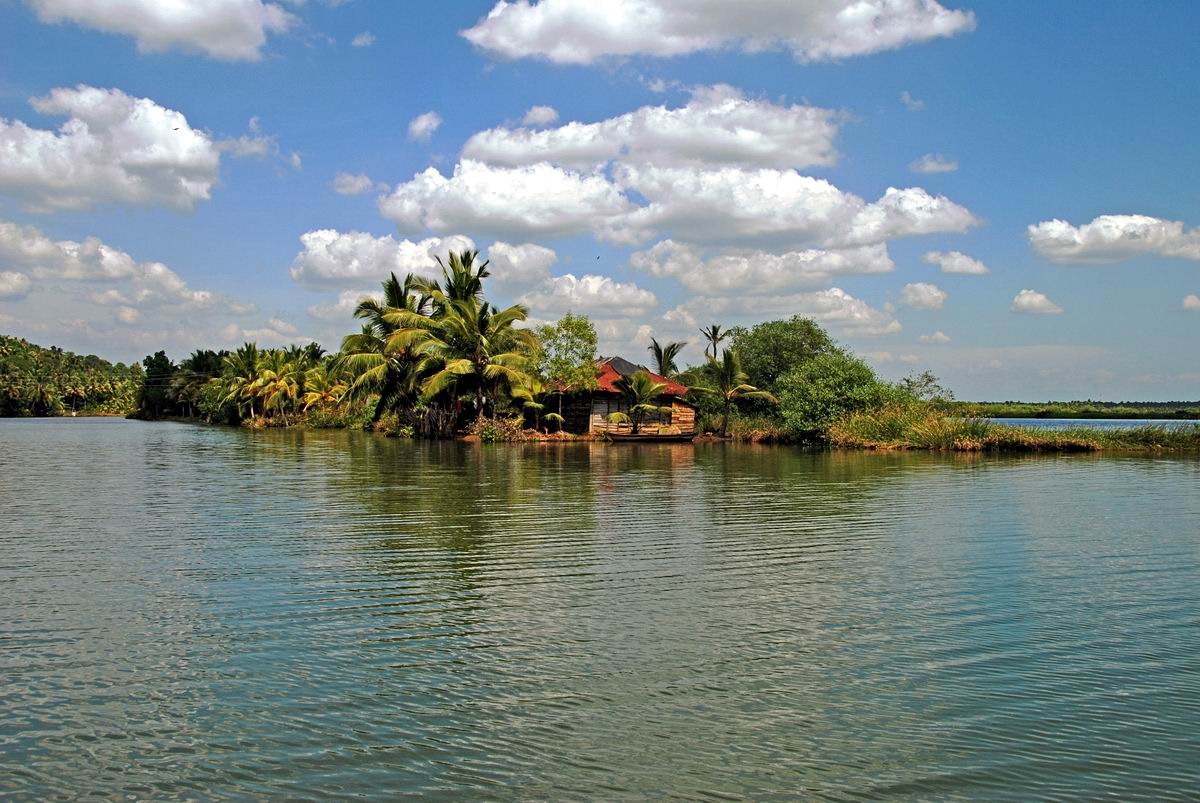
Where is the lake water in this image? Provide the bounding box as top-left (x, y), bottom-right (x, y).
top-left (988, 417), bottom-right (1195, 430)
top-left (3, 418), bottom-right (1199, 800)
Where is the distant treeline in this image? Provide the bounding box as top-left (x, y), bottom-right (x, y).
top-left (952, 401), bottom-right (1200, 420)
top-left (0, 335), bottom-right (142, 416)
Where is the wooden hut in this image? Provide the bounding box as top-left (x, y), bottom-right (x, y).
top-left (557, 356), bottom-right (697, 436)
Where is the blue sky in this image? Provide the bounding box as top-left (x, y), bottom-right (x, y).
top-left (1, 0), bottom-right (1198, 401)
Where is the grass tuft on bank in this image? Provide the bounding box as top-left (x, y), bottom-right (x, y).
top-left (829, 404), bottom-right (1200, 452)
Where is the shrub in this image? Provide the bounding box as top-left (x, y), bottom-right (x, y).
top-left (776, 352), bottom-right (908, 437)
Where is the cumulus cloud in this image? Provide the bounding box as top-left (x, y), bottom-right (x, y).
top-left (0, 85), bottom-right (221, 211)
top-left (379, 160), bottom-right (634, 240)
top-left (924, 249), bottom-right (988, 274)
top-left (1011, 288), bottom-right (1063, 314)
top-left (351, 31), bottom-right (376, 47)
top-left (0, 270), bottom-right (32, 300)
top-left (1184, 294), bottom-right (1200, 311)
top-left (289, 229), bottom-right (475, 287)
top-left (666, 287), bottom-right (901, 337)
top-left (29, 0), bottom-right (296, 61)
top-left (408, 111), bottom-right (443, 142)
top-left (630, 239), bottom-right (893, 293)
top-left (308, 289), bottom-right (382, 321)
top-left (333, 172), bottom-right (377, 195)
top-left (224, 318), bottom-right (308, 346)
top-left (462, 0), bottom-right (975, 65)
top-left (616, 166), bottom-right (977, 247)
top-left (919, 330), bottom-right (951, 343)
top-left (518, 273), bottom-right (657, 316)
top-left (464, 85), bottom-right (842, 170)
top-left (900, 281), bottom-right (947, 309)
top-left (909, 153), bottom-right (958, 173)
top-left (522, 105), bottom-right (559, 126)
top-left (1028, 214), bottom-right (1200, 262)
top-left (486, 241), bottom-right (558, 287)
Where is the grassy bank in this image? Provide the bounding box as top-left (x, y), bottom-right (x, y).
top-left (829, 404), bottom-right (1200, 452)
top-left (951, 401), bottom-right (1200, 420)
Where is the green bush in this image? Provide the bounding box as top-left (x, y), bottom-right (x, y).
top-left (776, 352), bottom-right (908, 436)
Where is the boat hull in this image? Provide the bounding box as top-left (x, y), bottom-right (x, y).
top-left (605, 431), bottom-right (696, 443)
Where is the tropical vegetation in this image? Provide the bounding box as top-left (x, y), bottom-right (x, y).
top-left (0, 335), bottom-right (141, 416)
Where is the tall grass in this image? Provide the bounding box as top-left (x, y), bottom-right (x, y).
top-left (830, 404), bottom-right (1200, 452)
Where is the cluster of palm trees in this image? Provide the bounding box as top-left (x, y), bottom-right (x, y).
top-left (207, 342), bottom-right (338, 424)
top-left (1, 335), bottom-right (140, 417)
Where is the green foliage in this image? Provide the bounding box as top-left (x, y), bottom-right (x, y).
top-left (699, 349), bottom-right (777, 436)
top-left (0, 335), bottom-right (142, 417)
top-left (951, 400), bottom-right (1200, 420)
top-left (135, 351), bottom-right (177, 419)
top-left (648, 337), bottom-right (686, 378)
top-left (613, 369), bottom-right (672, 434)
top-left (776, 351), bottom-right (907, 436)
top-left (536, 312), bottom-right (598, 416)
top-left (898, 370), bottom-right (955, 404)
top-left (729, 315), bottom-right (838, 393)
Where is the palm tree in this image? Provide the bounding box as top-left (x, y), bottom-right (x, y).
top-left (705, 349), bottom-right (776, 436)
top-left (302, 363), bottom-right (347, 410)
top-left (387, 295), bottom-right (537, 422)
top-left (700, 324), bottom-right (727, 360)
top-left (254, 349), bottom-right (300, 424)
top-left (218, 342), bottom-right (260, 418)
top-left (610, 369), bottom-right (673, 434)
top-left (648, 337), bottom-right (686, 378)
top-left (338, 273), bottom-right (432, 420)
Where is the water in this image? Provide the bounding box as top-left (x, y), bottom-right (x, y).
top-left (2, 418), bottom-right (1199, 800)
top-left (989, 417), bottom-right (1194, 430)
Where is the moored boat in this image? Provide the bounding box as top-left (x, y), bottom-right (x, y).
top-left (605, 431), bottom-right (696, 443)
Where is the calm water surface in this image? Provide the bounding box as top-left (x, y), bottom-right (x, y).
top-left (2, 418), bottom-right (1199, 800)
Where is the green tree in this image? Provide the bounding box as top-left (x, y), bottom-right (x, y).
top-left (899, 370), bottom-right (955, 404)
top-left (610, 369), bottom-right (673, 434)
top-left (730, 316), bottom-right (838, 392)
top-left (648, 337), bottom-right (686, 378)
top-left (536, 311), bottom-right (598, 416)
top-left (136, 351), bottom-right (177, 419)
top-left (704, 349), bottom-right (777, 436)
top-left (218, 343), bottom-right (261, 418)
top-left (776, 351), bottom-right (904, 436)
top-left (700, 324), bottom-right (727, 360)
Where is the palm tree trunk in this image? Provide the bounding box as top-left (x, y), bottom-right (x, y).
top-left (721, 396), bottom-right (731, 437)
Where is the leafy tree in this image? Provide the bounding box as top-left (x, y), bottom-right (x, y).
top-left (648, 337), bottom-right (686, 378)
top-left (536, 311), bottom-right (598, 417)
top-left (135, 351), bottom-right (177, 419)
top-left (218, 343), bottom-right (261, 418)
top-left (704, 349), bottom-right (777, 436)
top-left (899, 370), bottom-right (955, 404)
top-left (776, 351), bottom-right (905, 435)
top-left (729, 316), bottom-right (838, 392)
top-left (1, 335), bottom-right (140, 417)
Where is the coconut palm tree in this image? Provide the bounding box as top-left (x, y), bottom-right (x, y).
top-left (705, 349), bottom-right (776, 436)
top-left (254, 349), bottom-right (301, 424)
top-left (218, 342), bottom-right (261, 418)
top-left (648, 337), bottom-right (686, 378)
top-left (610, 369), bottom-right (674, 434)
top-left (387, 295), bottom-right (537, 422)
top-left (302, 363), bottom-right (347, 410)
top-left (700, 324), bottom-right (727, 360)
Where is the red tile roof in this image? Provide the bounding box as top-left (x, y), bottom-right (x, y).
top-left (596, 357), bottom-right (690, 397)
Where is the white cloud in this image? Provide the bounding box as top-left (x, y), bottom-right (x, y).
top-left (115, 306), bottom-right (141, 324)
top-left (522, 105), bottom-right (560, 126)
top-left (1028, 214), bottom-right (1200, 262)
top-left (900, 281), bottom-right (947, 309)
top-left (224, 317), bottom-right (307, 346)
top-left (919, 330), bottom-right (951, 343)
top-left (910, 153), bottom-right (958, 173)
top-left (616, 166), bottom-right (977, 247)
top-left (924, 249), bottom-right (988, 274)
top-left (899, 90), bottom-right (925, 111)
top-left (29, 0), bottom-right (296, 61)
top-left (308, 289), bottom-right (383, 321)
top-left (464, 85), bottom-right (841, 170)
top-left (378, 159), bottom-right (634, 240)
top-left (630, 239), bottom-right (893, 293)
top-left (666, 287), bottom-right (901, 337)
top-left (462, 0), bottom-right (976, 65)
top-left (485, 241), bottom-right (558, 287)
top-left (518, 273), bottom-right (657, 316)
top-left (408, 111), bottom-right (443, 142)
top-left (351, 31), bottom-right (376, 47)
top-left (289, 229), bottom-right (475, 287)
top-left (1011, 289), bottom-right (1063, 314)
top-left (0, 85), bottom-right (221, 211)
top-left (1184, 294), bottom-right (1200, 311)
top-left (332, 172), bottom-right (376, 195)
top-left (289, 151), bottom-right (303, 170)
top-left (0, 271), bottom-right (32, 300)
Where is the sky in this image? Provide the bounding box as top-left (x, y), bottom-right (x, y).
top-left (1, 0), bottom-right (1198, 402)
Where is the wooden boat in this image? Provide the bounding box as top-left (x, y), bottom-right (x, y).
top-left (605, 430), bottom-right (696, 443)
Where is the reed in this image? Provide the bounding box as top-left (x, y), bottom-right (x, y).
top-left (829, 404), bottom-right (1200, 452)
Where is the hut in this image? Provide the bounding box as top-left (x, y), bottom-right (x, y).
top-left (557, 356), bottom-right (697, 436)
